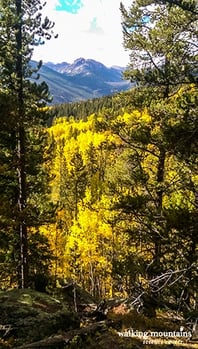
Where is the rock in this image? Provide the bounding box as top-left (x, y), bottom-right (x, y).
top-left (0, 289), bottom-right (80, 347)
top-left (53, 282), bottom-right (97, 313)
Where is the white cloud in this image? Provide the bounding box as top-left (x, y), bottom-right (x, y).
top-left (33, 0), bottom-right (132, 67)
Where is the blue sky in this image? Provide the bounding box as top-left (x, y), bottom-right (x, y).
top-left (55, 0), bottom-right (84, 14)
top-left (33, 0), bottom-right (132, 67)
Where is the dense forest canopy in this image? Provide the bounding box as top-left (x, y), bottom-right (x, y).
top-left (0, 0), bottom-right (198, 322)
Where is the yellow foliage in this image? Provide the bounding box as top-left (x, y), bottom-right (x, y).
top-left (120, 109), bottom-right (152, 125)
top-left (63, 200), bottom-right (114, 295)
top-left (45, 96), bottom-right (197, 297)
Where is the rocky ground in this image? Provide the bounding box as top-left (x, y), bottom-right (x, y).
top-left (0, 285), bottom-right (198, 349)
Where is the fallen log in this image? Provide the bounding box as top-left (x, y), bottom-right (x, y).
top-left (16, 334), bottom-right (69, 348)
top-left (16, 320), bottom-right (110, 349)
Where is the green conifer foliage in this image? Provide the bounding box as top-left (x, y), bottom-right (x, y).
top-left (120, 0), bottom-right (198, 96)
top-left (0, 0), bottom-right (56, 288)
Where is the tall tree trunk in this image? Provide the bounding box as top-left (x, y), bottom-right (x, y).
top-left (153, 148), bottom-right (166, 275)
top-left (152, 55), bottom-right (169, 275)
top-left (17, 127), bottom-right (28, 288)
top-left (15, 0), bottom-right (28, 288)
top-left (185, 185), bottom-right (198, 308)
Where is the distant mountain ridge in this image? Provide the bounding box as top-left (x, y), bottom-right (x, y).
top-left (38, 58), bottom-right (131, 104)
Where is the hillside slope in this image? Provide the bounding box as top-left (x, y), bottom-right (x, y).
top-left (38, 58), bottom-right (131, 104)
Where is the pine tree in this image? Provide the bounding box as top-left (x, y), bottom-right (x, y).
top-left (119, 0), bottom-right (198, 307)
top-left (120, 0), bottom-right (198, 97)
top-left (160, 0), bottom-right (198, 14)
top-left (0, 0), bottom-right (56, 288)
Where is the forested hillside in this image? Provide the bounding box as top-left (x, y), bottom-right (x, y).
top-left (0, 0), bottom-right (198, 348)
top-left (43, 0), bottom-right (198, 307)
top-left (45, 82), bottom-right (198, 301)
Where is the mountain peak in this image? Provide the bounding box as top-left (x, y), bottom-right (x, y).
top-left (57, 58), bottom-right (108, 76)
top-left (42, 58), bottom-right (131, 104)
top-left (73, 57), bottom-right (86, 65)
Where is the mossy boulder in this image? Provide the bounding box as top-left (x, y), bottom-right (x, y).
top-left (0, 289), bottom-right (80, 346)
top-left (54, 282), bottom-right (96, 305)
